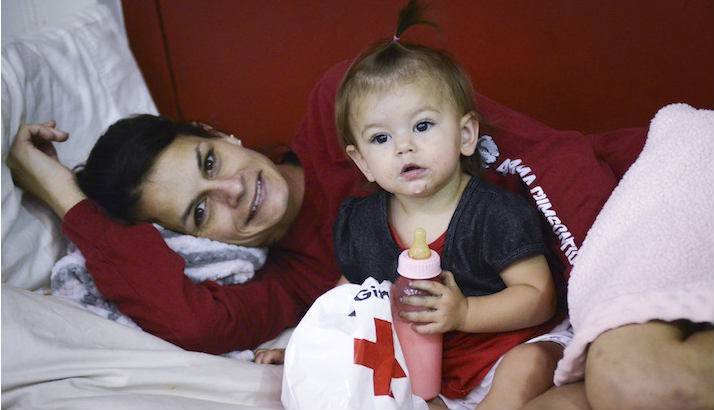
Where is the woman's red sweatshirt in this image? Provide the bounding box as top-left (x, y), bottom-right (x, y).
top-left (62, 61), bottom-right (364, 353)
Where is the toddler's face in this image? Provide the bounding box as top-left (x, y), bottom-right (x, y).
top-left (346, 78), bottom-right (477, 198)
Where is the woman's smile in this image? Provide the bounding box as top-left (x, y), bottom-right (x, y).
top-left (246, 170), bottom-right (264, 225)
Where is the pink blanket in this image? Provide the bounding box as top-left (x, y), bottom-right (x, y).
top-left (554, 104), bottom-right (714, 385)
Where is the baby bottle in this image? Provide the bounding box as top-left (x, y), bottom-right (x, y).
top-left (391, 228), bottom-right (442, 400)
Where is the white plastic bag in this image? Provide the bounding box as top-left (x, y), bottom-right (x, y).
top-left (282, 278), bottom-right (429, 410)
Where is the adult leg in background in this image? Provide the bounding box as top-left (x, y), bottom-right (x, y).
top-left (585, 320), bottom-right (714, 410)
top-left (523, 320), bottom-right (714, 410)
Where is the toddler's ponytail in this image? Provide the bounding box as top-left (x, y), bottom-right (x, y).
top-left (393, 0), bottom-right (437, 43)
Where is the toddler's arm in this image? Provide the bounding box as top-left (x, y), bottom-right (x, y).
top-left (400, 254), bottom-right (555, 334)
top-left (460, 254), bottom-right (555, 332)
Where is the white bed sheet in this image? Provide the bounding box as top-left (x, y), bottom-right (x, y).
top-left (2, 286), bottom-right (285, 409)
top-left (1, 3), bottom-right (157, 290)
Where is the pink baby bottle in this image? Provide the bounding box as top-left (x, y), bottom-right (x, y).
top-left (391, 228), bottom-right (442, 400)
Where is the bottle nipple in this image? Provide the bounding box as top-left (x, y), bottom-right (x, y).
top-left (407, 228), bottom-right (431, 260)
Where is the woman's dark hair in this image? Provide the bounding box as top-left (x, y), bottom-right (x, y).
top-left (335, 0), bottom-right (482, 176)
top-left (75, 114), bottom-right (215, 222)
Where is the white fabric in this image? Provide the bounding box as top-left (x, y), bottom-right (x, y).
top-left (282, 278), bottom-right (428, 410)
top-left (1, 286), bottom-right (285, 409)
top-left (1, 3), bottom-right (157, 290)
top-left (554, 103), bottom-right (714, 385)
top-left (156, 225), bottom-right (267, 284)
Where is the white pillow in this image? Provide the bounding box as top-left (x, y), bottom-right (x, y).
top-left (1, 3), bottom-right (158, 290)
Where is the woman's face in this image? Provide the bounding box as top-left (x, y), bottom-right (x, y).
top-left (136, 134), bottom-right (290, 246)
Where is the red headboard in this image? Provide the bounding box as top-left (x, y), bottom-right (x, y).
top-left (122, 0), bottom-right (714, 149)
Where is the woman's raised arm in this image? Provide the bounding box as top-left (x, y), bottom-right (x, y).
top-left (7, 121), bottom-right (86, 217)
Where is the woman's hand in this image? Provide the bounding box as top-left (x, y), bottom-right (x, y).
top-left (7, 121), bottom-right (86, 218)
top-left (398, 270), bottom-right (469, 334)
top-left (253, 348), bottom-right (285, 365)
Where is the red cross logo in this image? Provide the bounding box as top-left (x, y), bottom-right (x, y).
top-left (354, 318), bottom-right (407, 396)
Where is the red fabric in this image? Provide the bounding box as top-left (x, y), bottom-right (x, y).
top-left (61, 62), bottom-right (367, 354)
top-left (588, 127), bottom-right (648, 181)
top-left (390, 226), bottom-right (561, 398)
top-left (478, 96), bottom-right (630, 280)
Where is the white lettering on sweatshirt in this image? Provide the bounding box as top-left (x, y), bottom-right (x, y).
top-left (496, 158), bottom-right (579, 265)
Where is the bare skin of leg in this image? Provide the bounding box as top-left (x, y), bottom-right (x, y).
top-left (475, 341), bottom-right (563, 410)
top-left (522, 320), bottom-right (714, 410)
top-left (521, 382), bottom-right (592, 410)
top-left (425, 342), bottom-right (562, 410)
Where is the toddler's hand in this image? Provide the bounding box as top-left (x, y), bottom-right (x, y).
top-left (398, 270), bottom-right (468, 334)
top-left (254, 348), bottom-right (285, 365)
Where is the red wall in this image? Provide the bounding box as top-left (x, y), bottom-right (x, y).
top-left (123, 0), bottom-right (714, 148)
